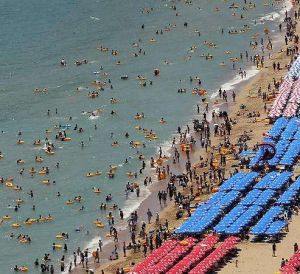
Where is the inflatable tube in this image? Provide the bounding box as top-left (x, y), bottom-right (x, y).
top-left (65, 200), bottom-right (74, 205)
top-left (11, 223), bottom-right (21, 228)
top-left (126, 172), bottom-right (134, 177)
top-left (2, 215), bottom-right (11, 220)
top-left (18, 267), bottom-right (29, 272)
top-left (16, 140), bottom-right (25, 145)
top-left (56, 235), bottom-right (65, 240)
top-left (156, 159), bottom-right (163, 165)
top-left (24, 220), bottom-right (33, 225)
top-left (136, 76), bottom-right (147, 80)
top-left (54, 244), bottom-right (62, 249)
top-left (93, 189), bottom-right (101, 194)
top-left (38, 170), bottom-right (47, 175)
top-left (96, 223), bottom-right (105, 228)
top-left (62, 137), bottom-right (72, 142)
top-left (45, 150), bottom-right (55, 155)
top-left (35, 158), bottom-right (43, 163)
top-left (133, 141), bottom-right (141, 146)
top-left (5, 182), bottom-right (13, 187)
top-left (86, 173), bottom-right (95, 177)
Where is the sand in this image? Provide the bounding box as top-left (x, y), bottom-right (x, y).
top-left (69, 3), bottom-right (300, 274)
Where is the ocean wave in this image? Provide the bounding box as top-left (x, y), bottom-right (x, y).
top-left (257, 11), bottom-right (281, 23)
top-left (156, 139), bottom-right (172, 157)
top-left (90, 16), bottom-right (100, 21)
top-left (88, 115), bottom-right (99, 120)
top-left (122, 186), bottom-right (152, 219)
top-left (211, 66), bottom-right (259, 98)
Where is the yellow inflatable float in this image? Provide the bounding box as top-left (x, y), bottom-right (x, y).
top-left (35, 157), bottom-right (44, 163)
top-left (56, 235), bottom-right (66, 240)
top-left (105, 233), bottom-right (114, 238)
top-left (16, 140), bottom-right (25, 145)
top-left (14, 186), bottom-right (22, 191)
top-left (126, 172), bottom-right (134, 177)
top-left (38, 170), bottom-right (47, 175)
top-left (134, 115), bottom-right (143, 120)
top-left (5, 182), bottom-right (14, 187)
top-left (96, 223), bottom-right (105, 228)
top-left (19, 239), bottom-right (29, 244)
top-left (86, 172), bottom-right (95, 177)
top-left (18, 266), bottom-right (29, 272)
top-left (11, 223), bottom-right (21, 228)
top-left (17, 159), bottom-right (25, 164)
top-left (93, 188), bottom-right (101, 194)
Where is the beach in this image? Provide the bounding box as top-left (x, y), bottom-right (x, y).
top-left (0, 0), bottom-right (297, 273)
top-left (84, 3), bottom-right (300, 273)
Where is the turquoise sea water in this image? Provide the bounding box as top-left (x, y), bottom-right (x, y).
top-left (0, 0), bottom-right (290, 272)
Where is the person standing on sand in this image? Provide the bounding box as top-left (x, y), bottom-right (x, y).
top-left (99, 239), bottom-right (103, 251)
top-left (294, 242), bottom-right (298, 253)
top-left (147, 208), bottom-right (153, 224)
top-left (272, 242), bottom-right (277, 257)
top-left (95, 248), bottom-right (100, 263)
top-left (119, 209), bottom-right (124, 220)
top-left (123, 242), bottom-right (126, 257)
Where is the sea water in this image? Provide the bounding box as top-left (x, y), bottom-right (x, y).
top-left (0, 0), bottom-right (290, 272)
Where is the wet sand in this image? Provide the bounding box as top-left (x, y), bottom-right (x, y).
top-left (68, 3), bottom-right (300, 274)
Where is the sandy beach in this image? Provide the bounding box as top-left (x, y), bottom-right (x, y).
top-left (66, 3), bottom-right (300, 274)
top-left (1, 0), bottom-right (298, 273)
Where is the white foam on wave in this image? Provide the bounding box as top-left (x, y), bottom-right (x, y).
top-left (90, 16), bottom-right (100, 21)
top-left (211, 66), bottom-right (259, 98)
top-left (122, 187), bottom-right (152, 219)
top-left (254, 0), bottom-right (292, 25)
top-left (156, 139), bottom-right (172, 157)
top-left (279, 0), bottom-right (293, 15)
top-left (88, 115), bottom-right (99, 120)
top-left (257, 11), bottom-right (281, 23)
top-left (62, 236), bottom-right (113, 273)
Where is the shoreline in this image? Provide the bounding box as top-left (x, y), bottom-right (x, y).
top-left (62, 1), bottom-right (295, 273)
top-left (73, 9), bottom-right (293, 274)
